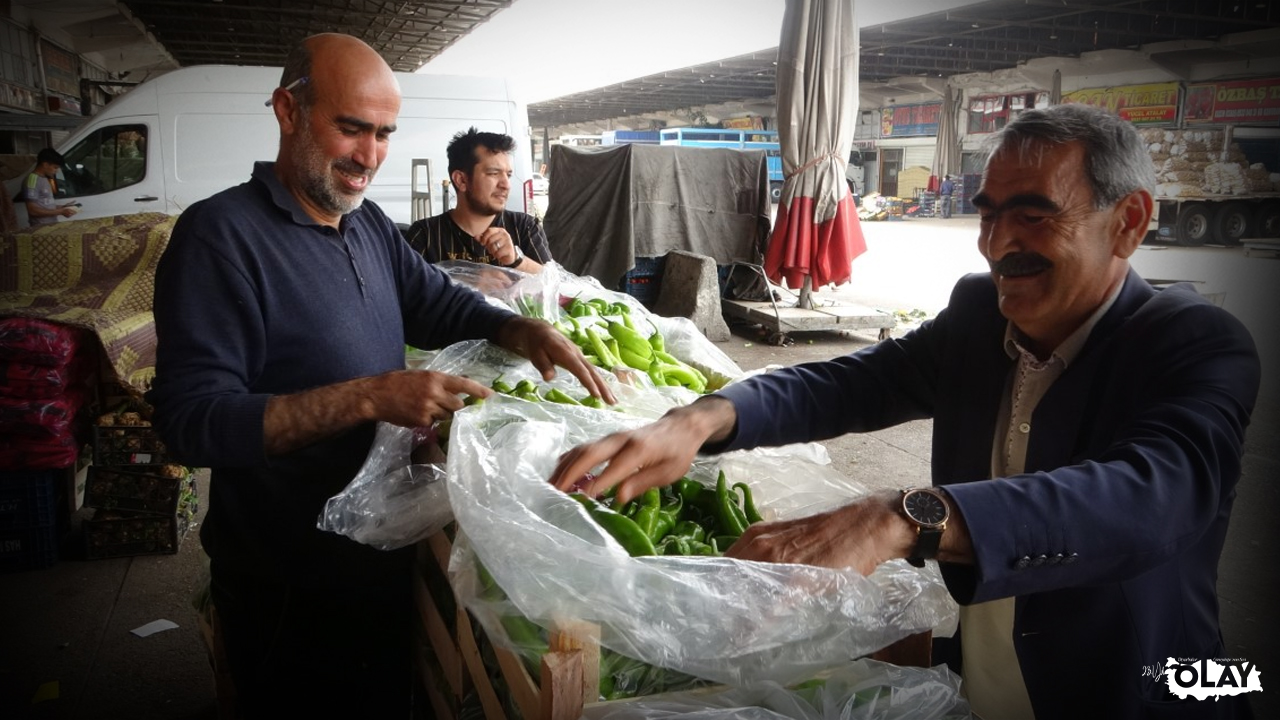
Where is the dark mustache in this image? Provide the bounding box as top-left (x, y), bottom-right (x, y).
top-left (333, 159), bottom-right (372, 177)
top-left (991, 252), bottom-right (1053, 277)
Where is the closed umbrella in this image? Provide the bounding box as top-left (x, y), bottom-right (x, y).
top-left (932, 83), bottom-right (960, 184)
top-left (763, 0), bottom-right (865, 309)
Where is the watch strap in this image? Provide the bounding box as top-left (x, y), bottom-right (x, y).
top-left (502, 245), bottom-right (524, 268)
top-left (907, 526), bottom-right (942, 567)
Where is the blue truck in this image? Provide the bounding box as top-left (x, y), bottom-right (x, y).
top-left (658, 127), bottom-right (785, 201)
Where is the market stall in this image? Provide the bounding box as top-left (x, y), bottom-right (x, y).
top-left (321, 262), bottom-right (965, 719)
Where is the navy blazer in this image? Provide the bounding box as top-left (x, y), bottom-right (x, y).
top-left (719, 270), bottom-right (1260, 719)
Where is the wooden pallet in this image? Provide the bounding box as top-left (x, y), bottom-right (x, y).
top-left (413, 529), bottom-right (932, 719)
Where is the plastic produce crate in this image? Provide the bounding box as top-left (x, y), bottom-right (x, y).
top-left (0, 470), bottom-right (62, 530)
top-left (84, 509), bottom-right (191, 559)
top-left (93, 424), bottom-right (171, 466)
top-left (85, 465), bottom-right (190, 516)
top-left (0, 469), bottom-right (66, 572)
top-left (620, 256), bottom-right (665, 309)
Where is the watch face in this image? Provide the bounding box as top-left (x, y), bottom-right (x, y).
top-left (903, 490), bottom-right (949, 527)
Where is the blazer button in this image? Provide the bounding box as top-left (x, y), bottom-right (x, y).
top-left (1030, 554), bottom-right (1047, 567)
top-left (1014, 556), bottom-right (1032, 570)
top-left (1064, 552), bottom-right (1079, 564)
top-left (1049, 553), bottom-right (1064, 566)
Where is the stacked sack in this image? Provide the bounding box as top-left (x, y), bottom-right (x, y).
top-left (0, 317), bottom-right (95, 471)
top-left (1142, 127), bottom-right (1278, 198)
top-left (1, 317), bottom-right (96, 571)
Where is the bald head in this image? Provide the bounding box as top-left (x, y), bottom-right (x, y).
top-left (271, 33), bottom-right (402, 227)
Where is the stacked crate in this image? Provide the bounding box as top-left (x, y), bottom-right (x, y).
top-left (83, 409), bottom-right (197, 559)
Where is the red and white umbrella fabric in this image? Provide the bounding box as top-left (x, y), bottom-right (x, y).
top-left (764, 0), bottom-right (865, 304)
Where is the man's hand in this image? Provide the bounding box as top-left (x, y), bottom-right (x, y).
top-left (549, 396), bottom-right (737, 504)
top-left (725, 492), bottom-right (917, 576)
top-left (494, 316), bottom-right (616, 405)
top-left (478, 226), bottom-right (520, 267)
top-left (368, 370), bottom-right (493, 428)
top-left (263, 369), bottom-right (492, 456)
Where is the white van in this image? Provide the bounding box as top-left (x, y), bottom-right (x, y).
top-left (7, 65), bottom-right (532, 228)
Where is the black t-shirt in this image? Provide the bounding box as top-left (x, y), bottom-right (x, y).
top-left (402, 209), bottom-right (552, 265)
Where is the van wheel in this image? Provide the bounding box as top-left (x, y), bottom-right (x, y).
top-left (769, 183), bottom-right (783, 203)
top-left (1255, 201), bottom-right (1280, 239)
top-left (1211, 202), bottom-right (1251, 246)
top-left (1175, 203), bottom-right (1211, 247)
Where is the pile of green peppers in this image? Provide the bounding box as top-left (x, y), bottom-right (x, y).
top-left (554, 298), bottom-right (709, 392)
top-left (482, 376), bottom-right (607, 409)
top-left (570, 470), bottom-right (763, 557)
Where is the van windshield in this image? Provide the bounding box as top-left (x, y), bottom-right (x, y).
top-left (58, 124), bottom-right (148, 198)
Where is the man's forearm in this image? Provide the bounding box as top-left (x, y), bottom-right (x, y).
top-left (26, 203), bottom-right (60, 219)
top-left (262, 376), bottom-right (379, 455)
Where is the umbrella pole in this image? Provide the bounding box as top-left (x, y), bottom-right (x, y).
top-left (799, 276), bottom-right (815, 309)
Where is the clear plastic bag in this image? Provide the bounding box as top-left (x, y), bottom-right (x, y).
top-left (316, 422), bottom-right (451, 551)
top-left (446, 395), bottom-right (958, 691)
top-left (581, 659), bottom-right (970, 720)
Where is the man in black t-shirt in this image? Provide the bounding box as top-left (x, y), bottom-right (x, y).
top-left (403, 127), bottom-right (551, 273)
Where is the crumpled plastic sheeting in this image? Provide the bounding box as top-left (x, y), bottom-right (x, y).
top-left (446, 396), bottom-right (958, 689)
top-left (316, 422), bottom-right (451, 551)
top-left (581, 659), bottom-right (969, 720)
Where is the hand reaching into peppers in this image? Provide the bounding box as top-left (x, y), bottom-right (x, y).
top-left (549, 395), bottom-right (739, 505)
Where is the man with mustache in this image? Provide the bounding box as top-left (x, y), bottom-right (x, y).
top-left (403, 126), bottom-right (551, 273)
top-left (147, 33), bottom-right (612, 718)
top-left (550, 103), bottom-right (1259, 719)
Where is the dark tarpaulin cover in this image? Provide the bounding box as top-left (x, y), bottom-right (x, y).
top-left (543, 143), bottom-right (771, 290)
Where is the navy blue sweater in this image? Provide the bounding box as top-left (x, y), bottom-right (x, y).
top-left (148, 162), bottom-right (515, 585)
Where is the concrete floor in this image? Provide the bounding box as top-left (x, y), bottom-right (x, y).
top-left (1, 216), bottom-right (1275, 718)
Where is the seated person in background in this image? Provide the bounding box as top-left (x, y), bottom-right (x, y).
top-left (403, 127), bottom-right (550, 273)
top-left (24, 148), bottom-right (77, 227)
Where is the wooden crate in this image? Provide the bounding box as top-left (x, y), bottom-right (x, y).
top-left (414, 529), bottom-right (595, 720)
top-left (413, 529), bottom-right (931, 719)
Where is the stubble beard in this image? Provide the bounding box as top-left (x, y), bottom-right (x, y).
top-left (292, 119), bottom-right (371, 217)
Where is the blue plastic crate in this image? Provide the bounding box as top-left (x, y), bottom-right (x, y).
top-left (0, 470), bottom-right (63, 531)
top-left (621, 256), bottom-right (666, 308)
top-left (0, 522), bottom-right (60, 572)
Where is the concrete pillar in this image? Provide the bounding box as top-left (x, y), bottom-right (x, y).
top-left (653, 250), bottom-right (730, 342)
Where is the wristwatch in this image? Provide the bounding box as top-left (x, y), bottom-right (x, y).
top-left (502, 244), bottom-right (524, 268)
top-left (900, 488), bottom-right (950, 567)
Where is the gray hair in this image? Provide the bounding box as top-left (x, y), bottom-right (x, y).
top-left (983, 103), bottom-right (1155, 209)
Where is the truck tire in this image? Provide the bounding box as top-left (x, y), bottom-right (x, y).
top-left (1255, 201), bottom-right (1280, 239)
top-left (770, 182), bottom-right (783, 203)
top-left (1211, 201), bottom-right (1251, 246)
top-left (1175, 203), bottom-right (1211, 247)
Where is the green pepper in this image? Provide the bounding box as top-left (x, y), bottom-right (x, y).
top-left (543, 387), bottom-right (583, 405)
top-left (670, 519), bottom-right (706, 544)
top-left (653, 492), bottom-right (682, 542)
top-left (607, 321), bottom-right (653, 361)
top-left (512, 379), bottom-right (541, 402)
top-left (491, 378), bottom-right (515, 395)
top-left (569, 492), bottom-right (656, 556)
top-left (646, 358), bottom-right (668, 386)
top-left (630, 488), bottom-right (663, 540)
top-left (649, 331), bottom-right (665, 354)
top-left (581, 395), bottom-right (606, 409)
top-left (585, 326), bottom-right (620, 368)
top-left (569, 298), bottom-right (598, 317)
top-left (733, 482), bottom-right (764, 524)
top-left (685, 539), bottom-right (718, 556)
top-left (710, 535), bottom-right (738, 553)
top-left (656, 535), bottom-right (692, 556)
top-left (715, 471), bottom-right (749, 538)
top-left (588, 298), bottom-right (612, 315)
